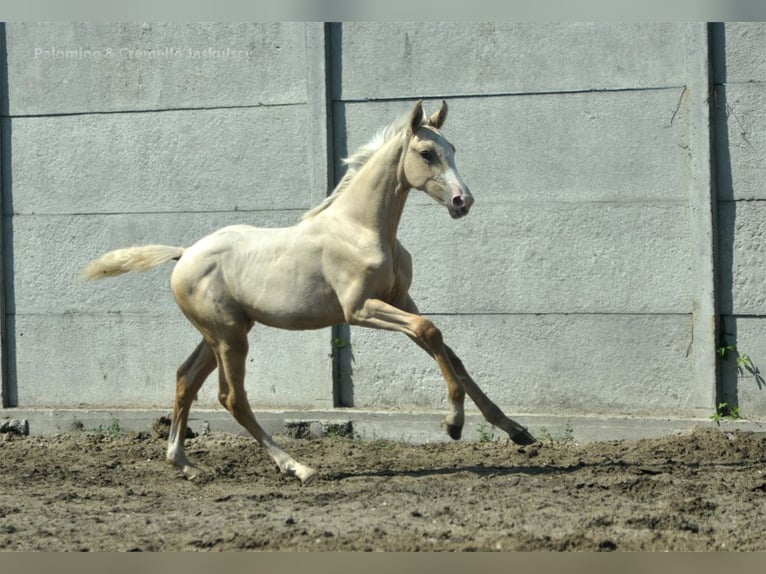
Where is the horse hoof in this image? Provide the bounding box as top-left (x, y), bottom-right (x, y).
top-left (444, 424), bottom-right (463, 441)
top-left (296, 466), bottom-right (318, 485)
top-left (182, 464), bottom-right (207, 482)
top-left (508, 427), bottom-right (536, 445)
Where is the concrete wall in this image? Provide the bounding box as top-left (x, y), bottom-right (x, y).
top-left (1, 23), bottom-right (763, 424)
top-left (715, 22), bottom-right (766, 417)
top-left (334, 23), bottom-right (717, 419)
top-left (1, 23), bottom-right (334, 408)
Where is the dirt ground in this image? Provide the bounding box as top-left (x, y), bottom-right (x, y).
top-left (1, 422), bottom-right (765, 552)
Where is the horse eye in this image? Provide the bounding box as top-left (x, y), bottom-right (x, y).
top-left (419, 149), bottom-right (434, 163)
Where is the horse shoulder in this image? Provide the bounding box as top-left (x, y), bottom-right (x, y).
top-left (395, 240), bottom-right (413, 276)
top-left (391, 240), bottom-right (414, 300)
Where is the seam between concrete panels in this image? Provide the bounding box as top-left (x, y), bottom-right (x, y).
top-left (0, 22), bottom-right (10, 407)
top-left (305, 23), bottom-right (344, 408)
top-left (4, 101), bottom-right (307, 120)
top-left (337, 85), bottom-right (690, 105)
top-left (323, 23), bottom-right (353, 408)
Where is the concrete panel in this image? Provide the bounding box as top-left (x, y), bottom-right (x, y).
top-left (5, 106), bottom-right (319, 216)
top-left (717, 202), bottom-right (766, 316)
top-left (715, 23), bottom-right (766, 419)
top-left (9, 314), bottom-right (333, 408)
top-left (8, 210), bottom-right (308, 316)
top-left (720, 316), bottom-right (766, 418)
top-left (5, 22), bottom-right (311, 115)
top-left (346, 313), bottom-right (694, 418)
top-left (337, 90), bottom-right (690, 205)
top-left (714, 85), bottom-right (766, 201)
top-left (0, 22), bottom-right (739, 425)
top-left (18, 202), bottom-right (691, 318)
top-left (335, 23), bottom-right (691, 100)
top-left (396, 202), bottom-right (691, 315)
top-left (720, 23), bottom-right (766, 84)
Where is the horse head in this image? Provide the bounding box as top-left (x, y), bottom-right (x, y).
top-left (401, 100), bottom-right (474, 219)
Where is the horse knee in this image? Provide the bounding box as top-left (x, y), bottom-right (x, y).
top-left (224, 393), bottom-right (250, 419)
top-left (448, 384), bottom-right (466, 404)
top-left (415, 317), bottom-right (443, 349)
top-left (219, 389), bottom-right (247, 415)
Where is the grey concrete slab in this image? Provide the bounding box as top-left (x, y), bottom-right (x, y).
top-left (345, 313), bottom-right (695, 418)
top-left (719, 23), bottom-right (766, 84)
top-left (5, 106), bottom-right (316, 216)
top-left (714, 85), bottom-right (766, 201)
top-left (337, 90), bottom-right (691, 205)
top-left (5, 22), bottom-right (312, 115)
top-left (8, 211), bottom-right (307, 316)
top-left (395, 201), bottom-right (691, 315)
top-left (16, 204), bottom-right (689, 318)
top-left (719, 316), bottom-right (766, 418)
top-left (334, 23), bottom-right (691, 100)
top-left (9, 313), bottom-right (333, 408)
top-left (7, 407), bottom-right (760, 445)
top-left (717, 201), bottom-right (766, 316)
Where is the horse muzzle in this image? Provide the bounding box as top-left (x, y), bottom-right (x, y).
top-left (448, 189), bottom-right (474, 219)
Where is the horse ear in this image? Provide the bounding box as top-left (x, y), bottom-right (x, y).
top-left (407, 100), bottom-right (425, 135)
top-left (429, 100), bottom-right (448, 129)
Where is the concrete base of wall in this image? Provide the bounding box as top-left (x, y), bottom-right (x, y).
top-left (2, 408), bottom-right (764, 443)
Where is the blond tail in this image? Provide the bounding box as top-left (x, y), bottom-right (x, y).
top-left (82, 245), bottom-right (186, 280)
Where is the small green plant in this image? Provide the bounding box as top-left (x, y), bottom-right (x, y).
top-left (717, 343), bottom-right (764, 387)
top-left (710, 402), bottom-right (742, 426)
top-left (717, 344), bottom-right (736, 360)
top-left (365, 435), bottom-right (396, 449)
top-left (332, 336), bottom-right (349, 349)
top-left (560, 422), bottom-right (575, 443)
top-left (717, 344), bottom-right (753, 370)
top-left (69, 416), bottom-right (125, 436)
top-left (537, 423), bottom-right (575, 444)
top-left (324, 421), bottom-right (355, 439)
top-left (476, 423), bottom-right (498, 443)
top-left (93, 417), bottom-right (125, 438)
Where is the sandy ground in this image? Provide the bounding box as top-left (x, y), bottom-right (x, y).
top-left (1, 423), bottom-right (765, 551)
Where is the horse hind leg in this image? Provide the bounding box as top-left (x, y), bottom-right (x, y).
top-left (166, 339), bottom-right (217, 479)
top-left (214, 329), bottom-right (318, 485)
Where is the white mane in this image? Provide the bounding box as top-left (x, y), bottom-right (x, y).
top-left (301, 113), bottom-right (412, 221)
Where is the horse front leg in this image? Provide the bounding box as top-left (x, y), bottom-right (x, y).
top-left (388, 297), bottom-right (464, 438)
top-left (391, 295), bottom-right (534, 445)
top-left (444, 345), bottom-right (535, 445)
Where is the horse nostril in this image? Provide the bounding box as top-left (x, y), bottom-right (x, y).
top-left (452, 195), bottom-right (465, 209)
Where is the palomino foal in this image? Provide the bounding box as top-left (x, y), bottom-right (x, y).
top-left (84, 100), bottom-right (534, 484)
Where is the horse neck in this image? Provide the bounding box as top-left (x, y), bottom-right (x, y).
top-left (331, 135), bottom-right (411, 247)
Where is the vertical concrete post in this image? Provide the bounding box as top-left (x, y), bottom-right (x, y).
top-left (685, 23), bottom-right (718, 415)
top-left (0, 22), bottom-right (9, 408)
top-left (305, 23), bottom-right (342, 406)
top-left (305, 23), bottom-right (334, 209)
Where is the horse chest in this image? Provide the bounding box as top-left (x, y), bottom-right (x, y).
top-left (361, 253), bottom-right (409, 303)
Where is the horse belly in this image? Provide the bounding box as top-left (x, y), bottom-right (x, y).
top-left (247, 280), bottom-right (344, 331)
top-left (231, 249), bottom-right (344, 330)
top-left (174, 224), bottom-right (346, 331)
